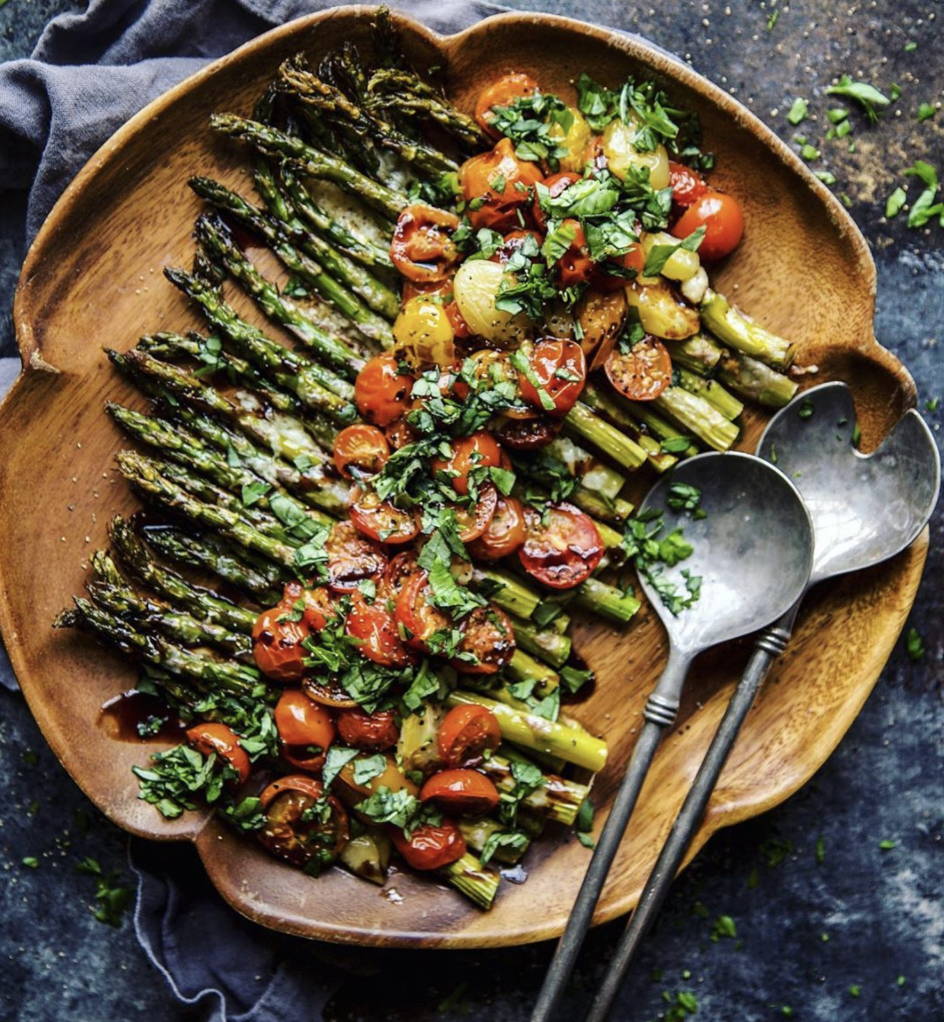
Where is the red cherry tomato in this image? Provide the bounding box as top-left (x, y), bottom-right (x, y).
top-left (438, 704), bottom-right (502, 767)
top-left (278, 581), bottom-right (335, 631)
top-left (453, 605), bottom-right (516, 675)
top-left (337, 708), bottom-right (400, 751)
top-left (517, 337), bottom-right (586, 417)
top-left (332, 424), bottom-right (390, 480)
top-left (349, 485), bottom-right (420, 545)
top-left (394, 570), bottom-right (450, 651)
top-left (672, 189), bottom-right (744, 261)
top-left (668, 161), bottom-right (708, 207)
top-left (185, 723), bottom-right (250, 784)
top-left (251, 604), bottom-right (310, 683)
top-left (474, 72), bottom-right (539, 135)
top-left (345, 592), bottom-right (414, 667)
top-left (459, 137), bottom-right (544, 231)
top-left (354, 354), bottom-right (414, 427)
top-left (390, 203), bottom-right (461, 283)
top-left (453, 483), bottom-right (498, 543)
top-left (591, 243), bottom-right (645, 292)
top-left (468, 494), bottom-right (527, 560)
top-left (532, 171), bottom-right (580, 229)
top-left (519, 502), bottom-right (605, 589)
top-left (302, 678), bottom-right (358, 709)
top-left (555, 219), bottom-right (595, 287)
top-left (604, 335), bottom-right (673, 401)
top-left (258, 775), bottom-right (349, 868)
top-left (325, 520), bottom-right (388, 593)
top-left (420, 769), bottom-right (501, 816)
top-left (274, 690), bottom-right (335, 771)
top-left (497, 414), bottom-right (560, 451)
top-left (380, 550), bottom-right (420, 598)
top-left (431, 431), bottom-right (503, 495)
top-left (389, 819), bottom-right (466, 870)
top-left (490, 228), bottom-right (544, 265)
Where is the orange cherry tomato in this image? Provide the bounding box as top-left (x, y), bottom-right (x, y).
top-left (519, 502), bottom-right (605, 589)
top-left (345, 591), bottom-right (414, 667)
top-left (258, 775), bottom-right (349, 868)
top-left (438, 704), bottom-right (502, 767)
top-left (252, 605), bottom-right (310, 683)
top-left (337, 708), bottom-right (400, 751)
top-left (332, 424), bottom-right (390, 480)
top-left (453, 605), bottom-right (516, 675)
top-left (556, 219), bottom-right (595, 287)
top-left (591, 243), bottom-right (645, 292)
top-left (517, 337), bottom-right (586, 417)
top-left (459, 137), bottom-right (544, 231)
top-left (389, 818), bottom-right (466, 870)
top-left (278, 581), bottom-right (335, 631)
top-left (668, 161), bottom-right (708, 207)
top-left (349, 485), bottom-right (420, 545)
top-left (431, 431), bottom-right (503, 495)
top-left (497, 414), bottom-right (560, 451)
top-left (325, 519), bottom-right (388, 594)
top-left (490, 228), bottom-right (544, 265)
top-left (185, 722), bottom-right (250, 784)
top-left (672, 189), bottom-right (744, 261)
top-left (390, 203), bottom-right (461, 283)
top-left (604, 335), bottom-right (672, 401)
top-left (394, 570), bottom-right (451, 651)
top-left (384, 417), bottom-right (417, 452)
top-left (468, 494), bottom-right (527, 560)
top-left (474, 72), bottom-right (539, 136)
top-left (420, 769), bottom-right (501, 815)
top-left (532, 171), bottom-right (580, 229)
top-left (274, 690), bottom-right (335, 771)
top-left (454, 483), bottom-right (498, 543)
top-left (354, 353), bottom-right (414, 427)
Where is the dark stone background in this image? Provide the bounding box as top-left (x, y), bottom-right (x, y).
top-left (0, 1), bottom-right (940, 1020)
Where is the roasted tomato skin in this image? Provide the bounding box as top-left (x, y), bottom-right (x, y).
top-left (497, 414), bottom-right (560, 451)
top-left (258, 775), bottom-right (349, 868)
top-left (394, 570), bottom-right (450, 651)
top-left (474, 72), bottom-right (539, 135)
top-left (555, 219), bottom-right (595, 287)
top-left (420, 769), bottom-right (501, 816)
top-left (390, 203), bottom-right (460, 283)
top-left (438, 704), bottom-right (502, 767)
top-left (389, 819), bottom-right (466, 870)
top-left (251, 606), bottom-right (310, 683)
top-left (468, 494), bottom-right (527, 560)
top-left (332, 424), bottom-right (390, 480)
top-left (337, 708), bottom-right (401, 751)
top-left (186, 723), bottom-right (251, 784)
top-left (345, 592), bottom-right (414, 667)
top-left (354, 354), bottom-right (414, 427)
top-left (590, 244), bottom-right (645, 293)
top-left (325, 520), bottom-right (388, 594)
top-left (517, 337), bottom-right (586, 416)
top-left (349, 486), bottom-right (420, 545)
top-left (672, 189), bottom-right (744, 261)
top-left (519, 502), bottom-right (605, 590)
top-left (459, 137), bottom-right (544, 231)
top-left (604, 336), bottom-right (672, 401)
top-left (431, 432), bottom-right (503, 495)
top-left (668, 161), bottom-right (708, 207)
top-left (274, 690), bottom-right (335, 772)
top-left (453, 605), bottom-right (516, 675)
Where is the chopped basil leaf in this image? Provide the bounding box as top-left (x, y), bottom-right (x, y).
top-left (825, 75), bottom-right (890, 123)
top-left (786, 98), bottom-right (808, 126)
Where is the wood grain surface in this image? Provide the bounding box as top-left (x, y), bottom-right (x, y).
top-left (0, 5), bottom-right (926, 948)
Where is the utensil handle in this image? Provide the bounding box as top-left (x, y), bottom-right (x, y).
top-left (532, 651), bottom-right (690, 1022)
top-left (584, 604), bottom-right (800, 1022)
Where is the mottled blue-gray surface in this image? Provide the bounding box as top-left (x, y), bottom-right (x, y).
top-left (0, 1), bottom-right (941, 1020)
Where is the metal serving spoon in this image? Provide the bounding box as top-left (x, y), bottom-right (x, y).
top-left (586, 381), bottom-right (941, 1021)
top-left (532, 452), bottom-right (815, 1022)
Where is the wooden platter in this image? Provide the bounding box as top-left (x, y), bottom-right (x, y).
top-left (0, 5), bottom-right (926, 948)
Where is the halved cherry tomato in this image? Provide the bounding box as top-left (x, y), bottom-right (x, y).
top-left (454, 483), bottom-right (498, 543)
top-left (349, 486), bottom-right (420, 545)
top-left (453, 605), bottom-right (516, 675)
top-left (390, 203), bottom-right (461, 283)
top-left (452, 349), bottom-right (532, 418)
top-left (468, 494), bottom-right (527, 560)
top-left (345, 592), bottom-right (414, 667)
top-left (591, 243), bottom-right (645, 293)
top-left (517, 337), bottom-right (586, 416)
top-left (390, 819), bottom-right (466, 870)
top-left (490, 228), bottom-right (543, 265)
top-left (604, 335), bottom-right (672, 401)
top-left (354, 354), bottom-right (414, 427)
top-left (474, 72), bottom-right (539, 136)
top-left (401, 278), bottom-right (470, 339)
top-left (555, 219), bottom-right (595, 287)
top-left (380, 550), bottom-right (420, 597)
top-left (325, 520), bottom-right (388, 593)
top-left (252, 605), bottom-right (310, 683)
top-left (431, 431), bottom-right (503, 495)
top-left (459, 137), bottom-right (544, 231)
top-left (438, 704), bottom-right (502, 767)
top-left (668, 161), bottom-right (708, 207)
top-left (274, 690), bottom-right (335, 771)
top-left (394, 570), bottom-right (450, 651)
top-left (258, 775), bottom-right (349, 868)
top-left (496, 414), bottom-right (560, 450)
top-left (302, 678), bottom-right (358, 709)
top-left (532, 171), bottom-right (580, 229)
top-left (420, 769), bottom-right (500, 815)
top-left (519, 502), bottom-right (605, 589)
top-left (332, 424), bottom-right (390, 480)
top-left (278, 581), bottom-right (335, 631)
top-left (672, 189), bottom-right (744, 261)
top-left (186, 723), bottom-right (250, 784)
top-left (337, 708), bottom-right (400, 751)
